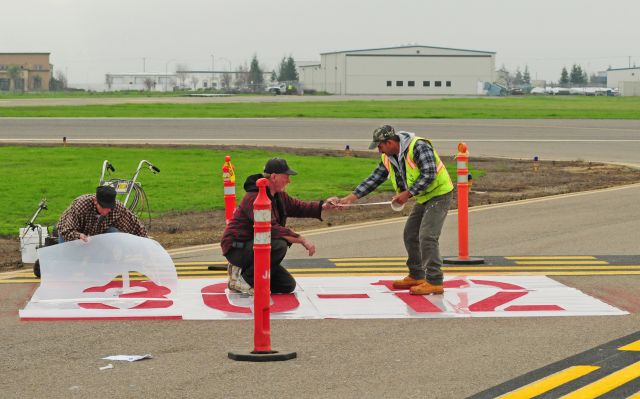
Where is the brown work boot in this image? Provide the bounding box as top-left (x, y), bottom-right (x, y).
top-left (392, 275), bottom-right (426, 289)
top-left (409, 281), bottom-right (444, 295)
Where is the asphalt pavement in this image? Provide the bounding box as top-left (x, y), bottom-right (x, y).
top-left (1, 117), bottom-right (639, 398)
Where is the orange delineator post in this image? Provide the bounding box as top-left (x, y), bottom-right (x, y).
top-left (252, 178), bottom-right (272, 353)
top-left (457, 143), bottom-right (470, 259)
top-left (444, 142), bottom-right (484, 265)
top-left (222, 155), bottom-right (236, 225)
top-left (228, 178), bottom-right (296, 362)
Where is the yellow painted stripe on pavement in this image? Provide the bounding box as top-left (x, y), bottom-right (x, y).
top-left (174, 261), bottom-right (226, 266)
top-left (514, 261), bottom-right (608, 265)
top-left (335, 263), bottom-right (640, 270)
top-left (329, 257), bottom-right (405, 262)
top-left (626, 391), bottom-right (640, 399)
top-left (619, 340), bottom-right (640, 352)
top-left (506, 256), bottom-right (597, 260)
top-left (559, 361), bottom-right (640, 399)
top-left (497, 365), bottom-right (599, 399)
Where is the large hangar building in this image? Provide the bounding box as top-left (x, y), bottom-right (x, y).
top-left (299, 45), bottom-right (496, 95)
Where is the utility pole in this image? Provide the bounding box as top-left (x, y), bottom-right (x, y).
top-left (143, 57), bottom-right (146, 72)
top-left (211, 54), bottom-right (215, 89)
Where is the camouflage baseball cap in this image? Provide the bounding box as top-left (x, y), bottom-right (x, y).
top-left (368, 125), bottom-right (397, 149)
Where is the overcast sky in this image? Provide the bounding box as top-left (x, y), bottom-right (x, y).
top-left (4, 0), bottom-right (640, 87)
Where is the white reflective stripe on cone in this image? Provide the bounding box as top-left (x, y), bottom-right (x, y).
top-left (224, 186), bottom-right (235, 195)
top-left (457, 161), bottom-right (467, 169)
top-left (458, 174), bottom-right (468, 183)
top-left (254, 232), bottom-right (271, 244)
top-left (254, 210), bottom-right (270, 222)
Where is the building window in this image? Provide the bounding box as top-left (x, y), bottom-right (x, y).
top-left (423, 81), bottom-right (430, 87)
top-left (446, 81), bottom-right (451, 87)
top-left (386, 80), bottom-right (392, 87)
top-left (435, 81), bottom-right (442, 87)
top-left (408, 81), bottom-right (415, 87)
top-left (396, 81), bottom-right (403, 87)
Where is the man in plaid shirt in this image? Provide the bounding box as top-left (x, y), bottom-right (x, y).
top-left (56, 186), bottom-right (147, 243)
top-left (339, 125), bottom-right (453, 296)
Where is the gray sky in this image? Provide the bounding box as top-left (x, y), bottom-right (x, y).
top-left (4, 0), bottom-right (640, 87)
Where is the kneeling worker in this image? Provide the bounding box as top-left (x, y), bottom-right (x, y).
top-left (57, 185), bottom-right (148, 243)
top-left (221, 158), bottom-right (338, 295)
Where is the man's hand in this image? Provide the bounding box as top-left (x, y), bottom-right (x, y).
top-left (79, 233), bottom-right (91, 243)
top-left (392, 191), bottom-right (412, 205)
top-left (337, 193), bottom-right (358, 206)
top-left (322, 197), bottom-right (341, 210)
top-left (301, 238), bottom-right (316, 256)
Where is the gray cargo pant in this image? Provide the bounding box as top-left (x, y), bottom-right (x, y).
top-left (403, 192), bottom-right (452, 285)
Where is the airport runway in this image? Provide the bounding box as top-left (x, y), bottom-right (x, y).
top-left (1, 117), bottom-right (639, 397)
top-left (1, 118), bottom-right (640, 165)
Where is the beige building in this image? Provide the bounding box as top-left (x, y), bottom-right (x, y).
top-left (0, 53), bottom-right (52, 91)
top-left (299, 45), bottom-right (496, 95)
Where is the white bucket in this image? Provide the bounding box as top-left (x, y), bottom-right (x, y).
top-left (19, 226), bottom-right (48, 264)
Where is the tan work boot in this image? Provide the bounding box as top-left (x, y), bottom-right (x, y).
top-left (392, 275), bottom-right (426, 289)
top-left (409, 281), bottom-right (444, 295)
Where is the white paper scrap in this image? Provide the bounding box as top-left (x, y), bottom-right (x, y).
top-left (99, 364), bottom-right (113, 371)
top-left (101, 354), bottom-right (152, 362)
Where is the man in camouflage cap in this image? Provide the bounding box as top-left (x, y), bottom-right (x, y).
top-left (339, 125), bottom-right (454, 295)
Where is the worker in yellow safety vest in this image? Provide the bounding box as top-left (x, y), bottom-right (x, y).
top-left (338, 125), bottom-right (453, 295)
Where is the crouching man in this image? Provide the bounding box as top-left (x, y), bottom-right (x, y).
top-left (220, 158), bottom-right (338, 295)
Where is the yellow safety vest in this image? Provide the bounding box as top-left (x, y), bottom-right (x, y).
top-left (381, 136), bottom-right (453, 204)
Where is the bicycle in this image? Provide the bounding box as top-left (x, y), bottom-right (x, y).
top-left (99, 159), bottom-right (160, 219)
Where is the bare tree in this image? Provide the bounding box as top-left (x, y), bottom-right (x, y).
top-left (143, 77), bottom-right (155, 91)
top-left (190, 75), bottom-right (199, 90)
top-left (7, 65), bottom-right (22, 92)
top-left (234, 64), bottom-right (249, 89)
top-left (175, 63), bottom-right (189, 88)
top-left (55, 70), bottom-right (68, 90)
top-left (221, 72), bottom-right (232, 90)
top-left (105, 74), bottom-right (114, 91)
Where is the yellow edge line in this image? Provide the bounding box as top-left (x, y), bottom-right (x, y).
top-left (506, 256), bottom-right (597, 260)
top-left (497, 365), bottom-right (599, 399)
top-left (559, 360), bottom-right (640, 399)
top-left (619, 340), bottom-right (640, 352)
top-left (514, 261), bottom-right (609, 265)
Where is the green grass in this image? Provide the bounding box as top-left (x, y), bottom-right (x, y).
top-left (1, 97), bottom-right (639, 119)
top-left (0, 146), bottom-right (480, 236)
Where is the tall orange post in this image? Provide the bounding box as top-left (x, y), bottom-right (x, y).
top-left (228, 178), bottom-right (297, 362)
top-left (222, 155), bottom-right (236, 225)
top-left (444, 142), bottom-right (484, 265)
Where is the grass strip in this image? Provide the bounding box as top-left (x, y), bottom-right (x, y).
top-left (1, 97), bottom-right (639, 119)
top-left (0, 146), bottom-right (479, 236)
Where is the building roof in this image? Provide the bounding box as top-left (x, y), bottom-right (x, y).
top-left (0, 53), bottom-right (51, 55)
top-left (607, 67), bottom-right (640, 72)
top-left (320, 44), bottom-right (495, 55)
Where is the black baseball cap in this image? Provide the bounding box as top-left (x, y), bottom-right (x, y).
top-left (96, 185), bottom-right (117, 208)
top-left (264, 158), bottom-right (297, 175)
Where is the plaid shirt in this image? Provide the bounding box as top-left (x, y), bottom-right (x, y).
top-left (354, 139), bottom-right (438, 198)
top-left (56, 194), bottom-right (147, 241)
top-left (221, 187), bottom-right (323, 255)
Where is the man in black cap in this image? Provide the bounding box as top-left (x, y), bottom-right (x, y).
top-left (220, 157), bottom-right (339, 295)
top-left (56, 186), bottom-right (147, 243)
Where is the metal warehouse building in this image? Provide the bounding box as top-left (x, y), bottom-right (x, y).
top-left (299, 45), bottom-right (496, 95)
top-left (606, 67), bottom-right (640, 96)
